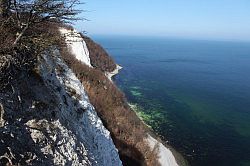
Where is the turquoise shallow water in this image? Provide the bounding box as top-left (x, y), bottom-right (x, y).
top-left (93, 36), bottom-right (250, 166)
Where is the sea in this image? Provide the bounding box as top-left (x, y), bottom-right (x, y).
top-left (92, 35), bottom-right (250, 166)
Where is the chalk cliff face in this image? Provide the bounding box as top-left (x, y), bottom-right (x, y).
top-left (59, 28), bottom-right (92, 67)
top-left (0, 49), bottom-right (121, 165)
top-left (37, 52), bottom-right (122, 166)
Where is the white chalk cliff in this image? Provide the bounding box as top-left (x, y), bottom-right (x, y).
top-left (0, 45), bottom-right (122, 165)
top-left (30, 51), bottom-right (122, 166)
top-left (59, 28), bottom-right (92, 67)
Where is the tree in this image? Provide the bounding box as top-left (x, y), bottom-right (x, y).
top-left (0, 0), bottom-right (82, 88)
top-left (0, 0), bottom-right (81, 46)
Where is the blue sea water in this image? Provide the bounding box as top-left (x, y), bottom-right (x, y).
top-left (93, 35), bottom-right (250, 166)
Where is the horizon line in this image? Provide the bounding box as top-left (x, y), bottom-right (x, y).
top-left (83, 32), bottom-right (250, 43)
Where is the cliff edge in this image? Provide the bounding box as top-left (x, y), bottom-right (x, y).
top-left (0, 31), bottom-right (122, 165)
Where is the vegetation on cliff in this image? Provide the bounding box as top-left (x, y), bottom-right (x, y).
top-left (0, 0), bottom-right (80, 89)
top-left (0, 1), bottom-right (161, 165)
top-left (60, 40), bottom-right (160, 166)
top-left (82, 35), bottom-right (117, 72)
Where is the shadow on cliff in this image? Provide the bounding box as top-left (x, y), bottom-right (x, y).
top-left (0, 71), bottom-right (56, 165)
top-left (0, 66), bottom-right (91, 165)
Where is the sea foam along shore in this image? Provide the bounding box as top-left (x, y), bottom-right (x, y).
top-left (105, 64), bottom-right (123, 81)
top-left (147, 134), bottom-right (179, 166)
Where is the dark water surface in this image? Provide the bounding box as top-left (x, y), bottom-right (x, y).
top-left (93, 36), bottom-right (250, 166)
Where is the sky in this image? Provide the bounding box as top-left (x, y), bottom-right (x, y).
top-left (76, 0), bottom-right (250, 41)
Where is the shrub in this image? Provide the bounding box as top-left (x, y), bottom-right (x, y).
top-left (81, 35), bottom-right (117, 72)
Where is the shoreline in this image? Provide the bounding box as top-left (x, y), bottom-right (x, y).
top-left (130, 103), bottom-right (189, 166)
top-left (147, 129), bottom-right (189, 166)
top-left (110, 67), bottom-right (188, 166)
top-left (105, 64), bottom-right (123, 81)
top-left (146, 134), bottom-right (179, 166)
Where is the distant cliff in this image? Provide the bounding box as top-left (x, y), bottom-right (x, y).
top-left (82, 35), bottom-right (117, 72)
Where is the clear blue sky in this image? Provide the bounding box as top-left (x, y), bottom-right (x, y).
top-left (76, 0), bottom-right (250, 41)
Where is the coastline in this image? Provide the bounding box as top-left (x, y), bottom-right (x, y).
top-left (146, 134), bottom-right (179, 166)
top-left (109, 66), bottom-right (188, 166)
top-left (130, 103), bottom-right (189, 166)
top-left (147, 130), bottom-right (189, 166)
top-left (105, 64), bottom-right (123, 81)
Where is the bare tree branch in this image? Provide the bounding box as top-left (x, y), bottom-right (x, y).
top-left (1, 0), bottom-right (82, 46)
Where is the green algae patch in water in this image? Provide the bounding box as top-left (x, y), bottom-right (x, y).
top-left (128, 101), bottom-right (171, 132)
top-left (130, 90), bottom-right (143, 97)
top-left (130, 86), bottom-right (143, 97)
top-left (128, 103), bottom-right (152, 128)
